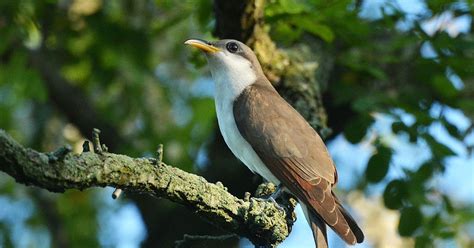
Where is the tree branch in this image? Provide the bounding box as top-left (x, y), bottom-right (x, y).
top-left (0, 129), bottom-right (294, 247)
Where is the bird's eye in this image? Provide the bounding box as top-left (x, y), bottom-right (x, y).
top-left (226, 42), bottom-right (239, 53)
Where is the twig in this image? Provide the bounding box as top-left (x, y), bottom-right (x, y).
top-left (91, 129), bottom-right (122, 200)
top-left (82, 140), bottom-right (90, 152)
top-left (157, 144), bottom-right (163, 164)
top-left (92, 128), bottom-right (102, 154)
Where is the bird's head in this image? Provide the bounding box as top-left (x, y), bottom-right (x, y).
top-left (185, 39), bottom-right (265, 90)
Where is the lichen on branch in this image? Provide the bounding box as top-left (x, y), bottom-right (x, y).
top-left (0, 129), bottom-right (294, 247)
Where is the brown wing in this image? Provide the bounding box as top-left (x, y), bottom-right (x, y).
top-left (233, 84), bottom-right (363, 244)
top-left (234, 84), bottom-right (337, 184)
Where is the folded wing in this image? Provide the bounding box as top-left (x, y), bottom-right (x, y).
top-left (233, 83), bottom-right (364, 244)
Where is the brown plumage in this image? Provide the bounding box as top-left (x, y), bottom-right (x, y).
top-left (234, 83), bottom-right (364, 245)
top-left (185, 38), bottom-right (364, 247)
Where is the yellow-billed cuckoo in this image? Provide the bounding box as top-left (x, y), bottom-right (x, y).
top-left (185, 39), bottom-right (364, 247)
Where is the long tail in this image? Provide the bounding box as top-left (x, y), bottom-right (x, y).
top-left (302, 201), bottom-right (364, 247)
top-left (333, 195), bottom-right (364, 244)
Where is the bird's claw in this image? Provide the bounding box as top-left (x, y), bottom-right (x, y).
top-left (266, 196), bottom-right (285, 213)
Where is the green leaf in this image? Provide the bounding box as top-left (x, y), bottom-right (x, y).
top-left (352, 94), bottom-right (388, 112)
top-left (196, 0), bottom-right (212, 27)
top-left (344, 115), bottom-right (373, 144)
top-left (0, 51), bottom-right (47, 102)
top-left (61, 60), bottom-right (92, 83)
top-left (441, 118), bottom-right (461, 139)
top-left (0, 221), bottom-right (14, 248)
top-left (424, 135), bottom-right (456, 159)
top-left (391, 121), bottom-right (407, 134)
top-left (398, 206), bottom-right (423, 237)
top-left (442, 195), bottom-right (454, 214)
top-left (365, 145), bottom-right (392, 183)
top-left (265, 0), bottom-right (310, 18)
top-left (278, 0), bottom-right (309, 14)
top-left (457, 99), bottom-right (474, 117)
top-left (431, 75), bottom-right (458, 99)
top-left (415, 235), bottom-right (432, 248)
top-left (439, 230), bottom-right (455, 239)
top-left (272, 21), bottom-right (303, 44)
top-left (366, 66), bottom-right (388, 80)
top-left (291, 18), bottom-right (335, 42)
top-left (413, 162), bottom-right (434, 183)
top-left (383, 179), bottom-right (407, 210)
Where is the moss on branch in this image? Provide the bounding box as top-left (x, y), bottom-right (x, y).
top-left (0, 129), bottom-right (294, 247)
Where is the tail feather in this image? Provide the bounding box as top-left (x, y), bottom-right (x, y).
top-left (303, 199), bottom-right (364, 246)
top-left (336, 201), bottom-right (364, 243)
top-left (302, 204), bottom-right (328, 248)
top-left (327, 207), bottom-right (358, 245)
top-left (309, 211), bottom-right (328, 248)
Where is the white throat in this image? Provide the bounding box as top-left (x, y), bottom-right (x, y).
top-left (208, 52), bottom-right (257, 100)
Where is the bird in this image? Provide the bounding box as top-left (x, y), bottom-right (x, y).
top-left (185, 38), bottom-right (364, 247)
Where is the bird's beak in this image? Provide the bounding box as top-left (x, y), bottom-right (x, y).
top-left (184, 39), bottom-right (220, 53)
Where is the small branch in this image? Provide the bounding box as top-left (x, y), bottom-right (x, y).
top-left (157, 144), bottom-right (164, 164)
top-left (0, 130), bottom-right (292, 247)
top-left (92, 128), bottom-right (103, 154)
top-left (82, 141), bottom-right (91, 152)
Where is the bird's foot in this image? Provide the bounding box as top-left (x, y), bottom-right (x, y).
top-left (268, 184), bottom-right (284, 200)
top-left (264, 184), bottom-right (285, 212)
top-left (266, 196), bottom-right (285, 212)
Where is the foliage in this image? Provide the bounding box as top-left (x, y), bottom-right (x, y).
top-left (0, 0), bottom-right (472, 247)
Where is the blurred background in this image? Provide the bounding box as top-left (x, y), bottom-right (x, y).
top-left (0, 0), bottom-right (473, 247)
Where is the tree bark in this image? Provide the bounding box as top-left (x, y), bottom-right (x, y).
top-left (0, 129), bottom-right (294, 247)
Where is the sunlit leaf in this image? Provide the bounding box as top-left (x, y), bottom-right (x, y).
top-left (61, 60), bottom-right (92, 84)
top-left (280, 0), bottom-right (308, 13)
top-left (295, 19), bottom-right (334, 42)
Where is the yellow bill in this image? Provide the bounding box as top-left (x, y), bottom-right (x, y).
top-left (184, 39), bottom-right (220, 53)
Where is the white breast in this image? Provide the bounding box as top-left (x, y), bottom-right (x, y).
top-left (209, 52), bottom-right (280, 184)
top-left (215, 93), bottom-right (280, 184)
